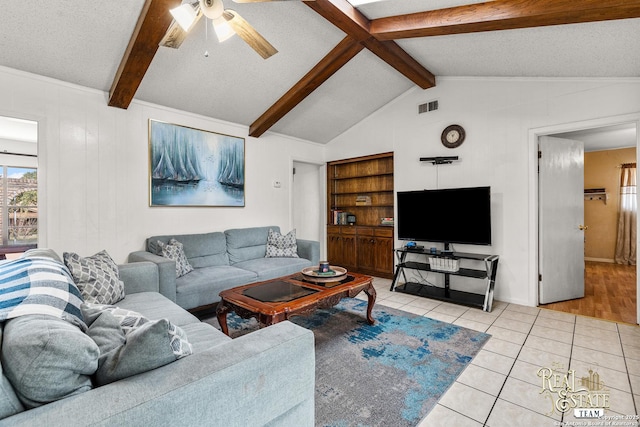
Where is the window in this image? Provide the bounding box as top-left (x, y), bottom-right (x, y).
top-left (1, 167), bottom-right (37, 246)
top-left (0, 116), bottom-right (38, 257)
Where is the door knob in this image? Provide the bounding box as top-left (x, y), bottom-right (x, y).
top-left (579, 224), bottom-right (589, 231)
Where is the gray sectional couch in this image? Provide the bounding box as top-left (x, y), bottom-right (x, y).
top-left (1, 257), bottom-right (315, 426)
top-left (129, 226), bottom-right (320, 310)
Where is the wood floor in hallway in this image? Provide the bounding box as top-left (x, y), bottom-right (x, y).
top-left (540, 261), bottom-right (637, 324)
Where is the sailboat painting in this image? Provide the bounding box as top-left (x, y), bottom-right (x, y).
top-left (149, 120), bottom-right (245, 207)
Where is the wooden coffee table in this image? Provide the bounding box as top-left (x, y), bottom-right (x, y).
top-left (216, 271), bottom-right (376, 336)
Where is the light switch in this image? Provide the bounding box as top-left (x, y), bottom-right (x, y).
top-left (273, 180), bottom-right (282, 188)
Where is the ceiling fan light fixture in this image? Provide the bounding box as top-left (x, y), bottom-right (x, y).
top-left (170, 3), bottom-right (198, 31)
top-left (213, 17), bottom-right (235, 42)
top-left (347, 0), bottom-right (385, 6)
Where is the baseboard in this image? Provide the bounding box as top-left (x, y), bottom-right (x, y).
top-left (585, 257), bottom-right (615, 263)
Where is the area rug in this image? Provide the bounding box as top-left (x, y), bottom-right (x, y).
top-left (204, 299), bottom-right (490, 427)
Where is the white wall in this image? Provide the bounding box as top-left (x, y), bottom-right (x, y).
top-left (326, 77), bottom-right (640, 306)
top-left (0, 66), bottom-right (324, 262)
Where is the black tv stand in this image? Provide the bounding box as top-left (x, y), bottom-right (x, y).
top-left (390, 247), bottom-right (499, 312)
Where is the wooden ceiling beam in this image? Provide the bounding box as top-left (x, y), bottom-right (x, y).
top-left (370, 0), bottom-right (640, 40)
top-left (303, 0), bottom-right (371, 42)
top-left (108, 0), bottom-right (180, 109)
top-left (362, 38), bottom-right (435, 89)
top-left (252, 0), bottom-right (436, 137)
top-left (304, 0), bottom-right (435, 89)
top-left (249, 36), bottom-right (364, 138)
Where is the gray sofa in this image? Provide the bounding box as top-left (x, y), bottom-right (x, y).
top-left (1, 258), bottom-right (315, 426)
top-left (129, 226), bottom-right (320, 310)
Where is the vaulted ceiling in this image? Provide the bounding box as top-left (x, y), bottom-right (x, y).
top-left (2, 1), bottom-right (639, 143)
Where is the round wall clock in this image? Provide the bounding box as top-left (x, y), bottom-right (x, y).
top-left (441, 124), bottom-right (465, 148)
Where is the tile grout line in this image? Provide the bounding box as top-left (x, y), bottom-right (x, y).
top-left (617, 323), bottom-right (639, 415)
top-left (559, 312), bottom-right (579, 425)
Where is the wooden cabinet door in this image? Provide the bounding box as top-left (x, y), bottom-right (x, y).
top-left (374, 237), bottom-right (394, 275)
top-left (341, 235), bottom-right (357, 269)
top-left (357, 236), bottom-right (376, 271)
top-left (327, 233), bottom-right (341, 265)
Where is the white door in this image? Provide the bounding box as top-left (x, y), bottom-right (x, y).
top-left (539, 136), bottom-right (586, 304)
top-left (292, 162), bottom-right (322, 242)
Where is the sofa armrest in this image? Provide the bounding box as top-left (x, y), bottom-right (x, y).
top-left (117, 262), bottom-right (159, 295)
top-left (8, 321), bottom-right (315, 427)
top-left (296, 239), bottom-right (320, 265)
top-left (128, 251), bottom-right (177, 303)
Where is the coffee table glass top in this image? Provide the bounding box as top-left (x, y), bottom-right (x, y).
top-left (242, 280), bottom-right (319, 303)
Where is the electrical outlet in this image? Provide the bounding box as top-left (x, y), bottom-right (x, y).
top-left (273, 180), bottom-right (282, 188)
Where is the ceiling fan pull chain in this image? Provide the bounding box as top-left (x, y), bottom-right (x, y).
top-left (204, 17), bottom-right (209, 57)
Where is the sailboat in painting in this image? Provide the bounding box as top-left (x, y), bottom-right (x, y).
top-left (217, 140), bottom-right (244, 189)
top-left (152, 129), bottom-right (203, 184)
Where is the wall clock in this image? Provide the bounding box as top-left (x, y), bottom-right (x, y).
top-left (441, 124), bottom-right (465, 148)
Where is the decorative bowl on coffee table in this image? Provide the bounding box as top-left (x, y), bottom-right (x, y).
top-left (301, 266), bottom-right (347, 283)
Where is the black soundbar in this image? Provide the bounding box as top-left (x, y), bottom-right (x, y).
top-left (419, 156), bottom-right (459, 165)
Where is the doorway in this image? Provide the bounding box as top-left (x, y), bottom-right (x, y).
top-left (0, 115), bottom-right (39, 259)
top-left (535, 120), bottom-right (639, 324)
top-left (291, 160), bottom-right (324, 254)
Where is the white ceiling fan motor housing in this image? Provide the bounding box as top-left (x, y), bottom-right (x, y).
top-left (200, 0), bottom-right (224, 19)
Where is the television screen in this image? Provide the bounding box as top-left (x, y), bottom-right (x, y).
top-left (396, 186), bottom-right (491, 246)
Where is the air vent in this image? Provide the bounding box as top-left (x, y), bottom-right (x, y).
top-left (418, 100), bottom-right (438, 114)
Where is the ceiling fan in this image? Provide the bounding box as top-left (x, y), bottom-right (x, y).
top-left (160, 0), bottom-right (310, 59)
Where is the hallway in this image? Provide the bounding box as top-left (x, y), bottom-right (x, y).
top-left (540, 261), bottom-right (637, 325)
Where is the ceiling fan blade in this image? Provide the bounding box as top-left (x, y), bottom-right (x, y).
top-left (223, 10), bottom-right (278, 59)
top-left (159, 3), bottom-right (203, 49)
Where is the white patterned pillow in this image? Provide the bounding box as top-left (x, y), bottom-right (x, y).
top-left (63, 250), bottom-right (125, 305)
top-left (158, 239), bottom-right (194, 278)
top-left (265, 228), bottom-right (299, 258)
top-left (80, 303), bottom-right (192, 386)
top-left (81, 303), bottom-right (149, 335)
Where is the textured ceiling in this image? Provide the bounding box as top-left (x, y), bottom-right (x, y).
top-left (0, 1), bottom-right (639, 144)
top-left (554, 123), bottom-right (638, 152)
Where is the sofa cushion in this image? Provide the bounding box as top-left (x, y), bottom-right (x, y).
top-left (63, 250), bottom-right (125, 305)
top-left (81, 306), bottom-right (192, 386)
top-left (233, 257), bottom-right (312, 282)
top-left (175, 266), bottom-right (258, 310)
top-left (0, 323), bottom-right (24, 419)
top-left (116, 292), bottom-right (200, 327)
top-left (148, 232), bottom-right (229, 268)
top-left (1, 314), bottom-right (99, 408)
top-left (158, 239), bottom-right (194, 278)
top-left (266, 228), bottom-right (299, 258)
top-left (225, 226), bottom-right (277, 264)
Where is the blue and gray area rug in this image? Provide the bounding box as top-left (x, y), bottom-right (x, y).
top-left (215, 299), bottom-right (490, 427)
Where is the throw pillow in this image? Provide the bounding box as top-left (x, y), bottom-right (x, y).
top-left (1, 314), bottom-right (99, 408)
top-left (81, 304), bottom-right (192, 386)
top-left (265, 228), bottom-right (299, 258)
top-left (0, 323), bottom-right (24, 418)
top-left (63, 250), bottom-right (125, 305)
top-left (81, 303), bottom-right (149, 335)
top-left (157, 238), bottom-right (194, 278)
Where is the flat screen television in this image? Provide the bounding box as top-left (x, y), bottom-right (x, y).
top-left (397, 186), bottom-right (491, 246)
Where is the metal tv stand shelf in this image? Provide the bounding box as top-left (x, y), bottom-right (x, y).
top-left (390, 247), bottom-right (499, 312)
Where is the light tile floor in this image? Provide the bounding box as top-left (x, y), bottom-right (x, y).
top-left (358, 278), bottom-right (640, 426)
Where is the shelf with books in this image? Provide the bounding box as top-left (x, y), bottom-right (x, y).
top-left (327, 152), bottom-right (394, 278)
